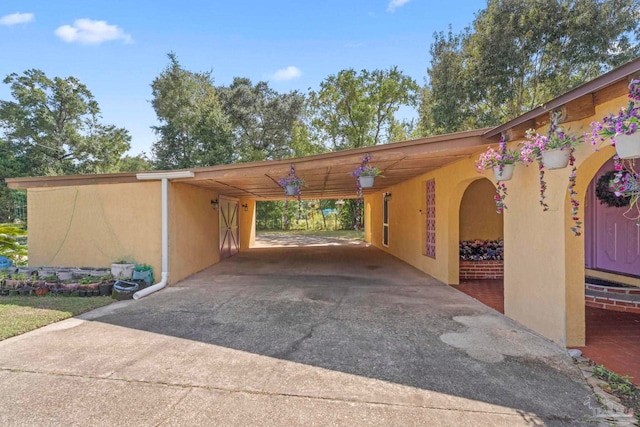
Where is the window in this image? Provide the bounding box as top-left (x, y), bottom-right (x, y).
top-left (383, 194), bottom-right (389, 247)
top-left (425, 179), bottom-right (436, 258)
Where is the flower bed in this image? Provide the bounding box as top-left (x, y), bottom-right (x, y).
top-left (459, 240), bottom-right (504, 280)
top-left (460, 240), bottom-right (503, 261)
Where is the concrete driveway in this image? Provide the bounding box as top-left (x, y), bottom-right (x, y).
top-left (0, 239), bottom-right (597, 426)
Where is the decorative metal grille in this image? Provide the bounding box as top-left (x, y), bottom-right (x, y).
top-left (425, 179), bottom-right (436, 258)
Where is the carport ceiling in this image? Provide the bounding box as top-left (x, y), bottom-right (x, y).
top-left (6, 128), bottom-right (492, 199)
top-left (186, 129), bottom-right (490, 200)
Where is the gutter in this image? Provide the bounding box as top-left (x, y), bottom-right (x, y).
top-left (132, 170), bottom-right (194, 300)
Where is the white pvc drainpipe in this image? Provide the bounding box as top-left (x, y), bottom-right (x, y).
top-left (133, 170), bottom-right (194, 300)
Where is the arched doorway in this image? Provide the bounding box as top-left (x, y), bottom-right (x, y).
top-left (456, 178), bottom-right (505, 312)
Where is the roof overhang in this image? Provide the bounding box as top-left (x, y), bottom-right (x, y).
top-left (6, 128), bottom-right (490, 200)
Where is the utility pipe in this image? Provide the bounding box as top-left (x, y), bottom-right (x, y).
top-left (133, 171), bottom-right (194, 300)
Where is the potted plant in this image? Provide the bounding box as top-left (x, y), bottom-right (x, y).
top-left (5, 272), bottom-right (28, 289)
top-left (521, 114), bottom-right (584, 235)
top-left (133, 264), bottom-right (154, 287)
top-left (588, 79), bottom-right (640, 159)
top-left (351, 153), bottom-right (382, 189)
top-left (111, 258), bottom-right (136, 279)
top-left (475, 136), bottom-right (523, 213)
top-left (521, 122), bottom-right (582, 170)
top-left (609, 167), bottom-right (640, 224)
top-left (78, 276), bottom-right (101, 297)
top-left (350, 153), bottom-right (380, 230)
top-left (34, 282), bottom-right (49, 296)
top-left (475, 141), bottom-right (522, 182)
top-left (98, 274), bottom-right (114, 296)
top-left (356, 165), bottom-right (382, 188)
top-left (277, 166), bottom-right (304, 196)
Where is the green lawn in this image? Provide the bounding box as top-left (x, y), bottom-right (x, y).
top-left (257, 229), bottom-right (365, 240)
top-left (0, 296), bottom-right (113, 341)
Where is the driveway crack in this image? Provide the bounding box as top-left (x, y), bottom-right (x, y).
top-left (0, 366), bottom-right (547, 419)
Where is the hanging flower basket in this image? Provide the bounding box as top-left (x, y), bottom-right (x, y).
top-left (358, 176), bottom-right (375, 188)
top-left (614, 133), bottom-right (640, 159)
top-left (540, 148), bottom-right (571, 170)
top-left (492, 164), bottom-right (514, 181)
top-left (285, 184), bottom-right (298, 196)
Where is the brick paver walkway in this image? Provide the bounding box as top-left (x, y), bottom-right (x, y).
top-left (456, 279), bottom-right (640, 385)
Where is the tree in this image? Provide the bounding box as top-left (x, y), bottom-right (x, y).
top-left (150, 53), bottom-right (233, 169)
top-left (420, 0), bottom-right (640, 134)
top-left (308, 67), bottom-right (419, 150)
top-left (0, 223), bottom-right (27, 263)
top-left (217, 78), bottom-right (313, 162)
top-left (0, 69), bottom-right (131, 176)
top-left (418, 29), bottom-right (497, 135)
top-left (118, 153), bottom-right (153, 172)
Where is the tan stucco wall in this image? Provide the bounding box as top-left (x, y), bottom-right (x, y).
top-left (366, 93), bottom-right (629, 347)
top-left (460, 179), bottom-right (504, 241)
top-left (168, 183), bottom-right (219, 284)
top-left (367, 160), bottom-right (482, 286)
top-left (239, 198), bottom-right (256, 249)
top-left (27, 182), bottom-right (162, 275)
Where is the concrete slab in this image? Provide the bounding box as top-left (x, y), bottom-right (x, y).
top-left (0, 239), bottom-right (597, 426)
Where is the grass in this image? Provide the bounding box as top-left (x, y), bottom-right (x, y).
top-left (0, 296), bottom-right (113, 341)
top-left (257, 229), bottom-right (365, 240)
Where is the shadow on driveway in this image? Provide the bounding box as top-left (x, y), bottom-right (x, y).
top-left (94, 242), bottom-right (593, 424)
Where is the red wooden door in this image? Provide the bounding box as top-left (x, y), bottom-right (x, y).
top-left (585, 160), bottom-right (640, 277)
top-left (219, 198), bottom-right (239, 259)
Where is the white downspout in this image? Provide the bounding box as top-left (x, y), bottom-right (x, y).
top-left (133, 170), bottom-right (194, 300)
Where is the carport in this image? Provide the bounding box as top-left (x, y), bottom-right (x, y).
top-left (7, 128), bottom-right (489, 286)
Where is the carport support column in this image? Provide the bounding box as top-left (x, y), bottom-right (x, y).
top-left (133, 170), bottom-right (195, 300)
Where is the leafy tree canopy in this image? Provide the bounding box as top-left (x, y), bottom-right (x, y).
top-left (217, 77), bottom-right (316, 161)
top-left (420, 0), bottom-right (640, 135)
top-left (308, 67), bottom-right (419, 150)
top-left (150, 53), bottom-right (233, 169)
top-left (0, 69), bottom-right (131, 176)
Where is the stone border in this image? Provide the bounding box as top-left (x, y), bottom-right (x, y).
top-left (571, 354), bottom-right (638, 425)
top-left (585, 283), bottom-right (640, 314)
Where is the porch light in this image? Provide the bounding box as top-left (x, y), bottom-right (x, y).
top-left (211, 199), bottom-right (219, 210)
top-left (242, 203), bottom-right (248, 212)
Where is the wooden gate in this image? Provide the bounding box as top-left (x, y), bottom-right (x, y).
top-left (219, 197), bottom-right (239, 259)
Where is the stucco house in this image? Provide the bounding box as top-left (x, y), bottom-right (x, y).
top-left (7, 58), bottom-right (640, 348)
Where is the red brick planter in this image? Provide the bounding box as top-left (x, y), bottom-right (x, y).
top-left (459, 260), bottom-right (504, 280)
top-left (585, 283), bottom-right (640, 314)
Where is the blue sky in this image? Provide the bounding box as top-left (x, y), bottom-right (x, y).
top-left (0, 0), bottom-right (484, 155)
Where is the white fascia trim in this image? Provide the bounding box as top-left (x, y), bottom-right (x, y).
top-left (136, 171), bottom-right (194, 180)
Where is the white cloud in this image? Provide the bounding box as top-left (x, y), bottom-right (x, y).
top-left (0, 12), bottom-right (34, 26)
top-left (272, 66), bottom-right (302, 81)
top-left (387, 0), bottom-right (410, 12)
top-left (55, 19), bottom-right (133, 45)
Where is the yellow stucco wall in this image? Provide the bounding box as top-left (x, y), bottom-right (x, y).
top-left (459, 179), bottom-right (503, 241)
top-left (367, 93), bottom-right (630, 347)
top-left (168, 183), bottom-right (220, 284)
top-left (239, 198), bottom-right (256, 249)
top-left (27, 182), bottom-right (162, 275)
top-left (367, 160), bottom-right (483, 286)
